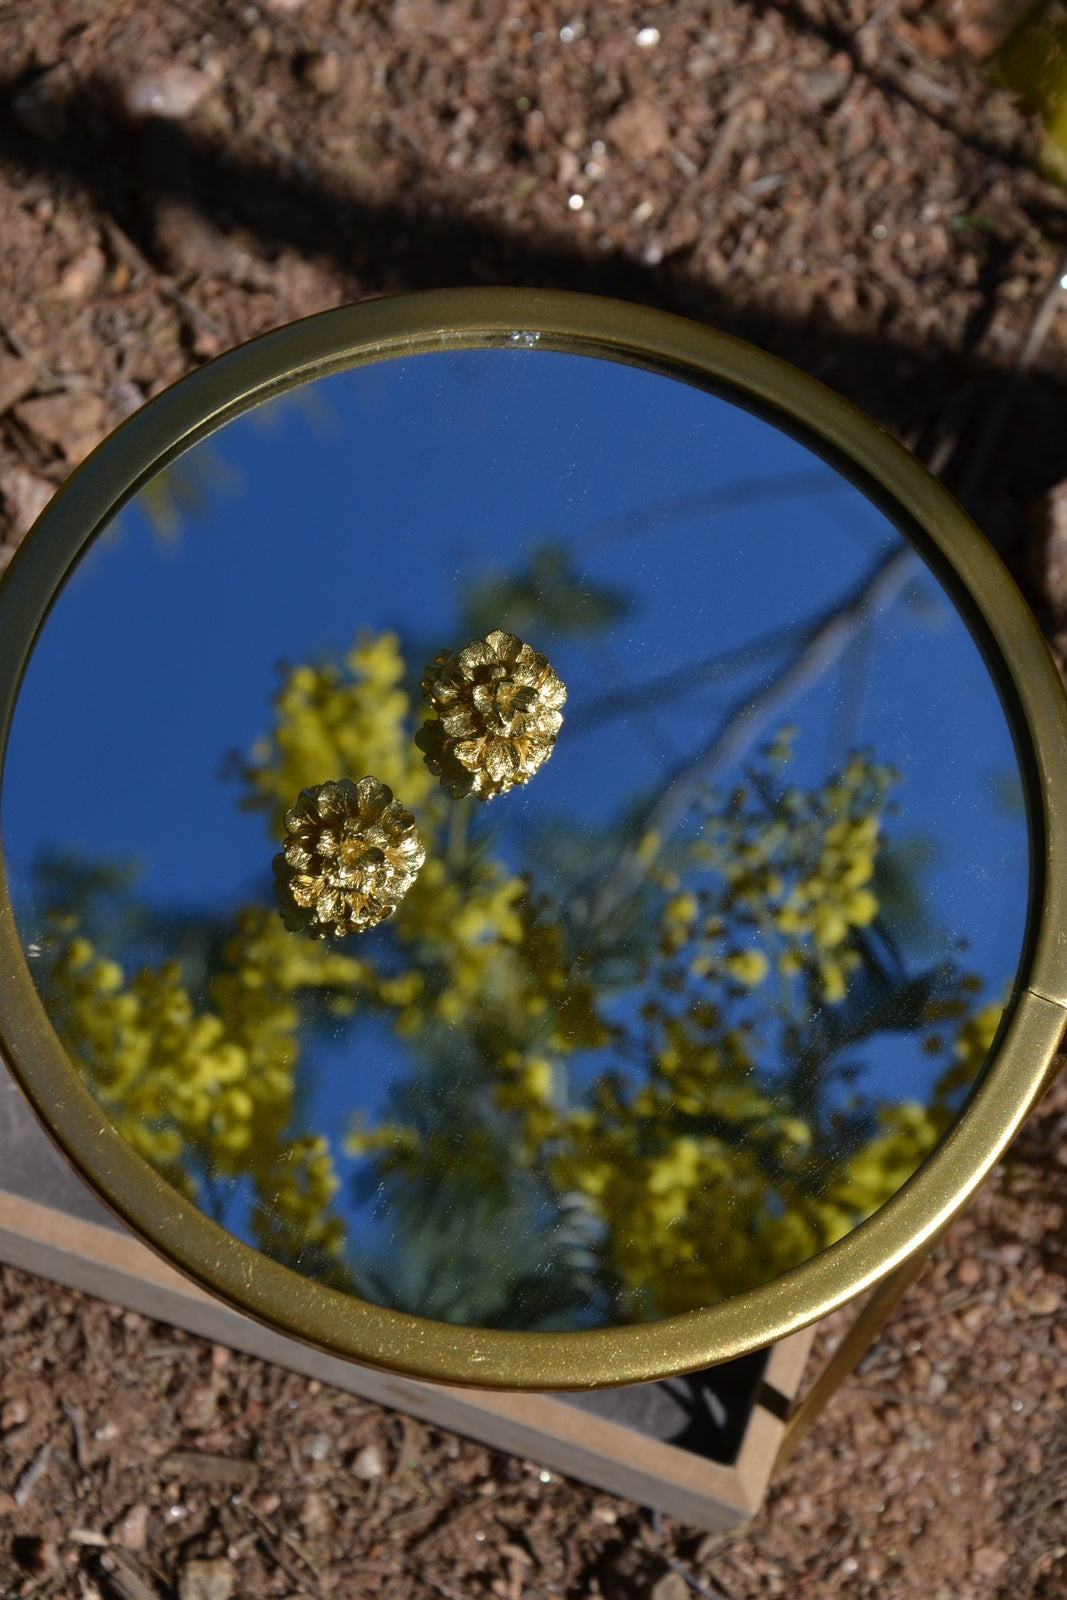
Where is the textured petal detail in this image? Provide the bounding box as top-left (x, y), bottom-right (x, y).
top-left (273, 778), bottom-right (425, 937)
top-left (452, 736), bottom-right (486, 770)
top-left (485, 741), bottom-right (518, 782)
top-left (442, 706), bottom-right (482, 739)
top-left (485, 629), bottom-right (522, 658)
top-left (417, 631), bottom-right (566, 801)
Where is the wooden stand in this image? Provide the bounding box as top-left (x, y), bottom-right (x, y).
top-left (0, 1064), bottom-right (813, 1532)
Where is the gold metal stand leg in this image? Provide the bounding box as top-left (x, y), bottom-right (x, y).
top-left (774, 1235), bottom-right (943, 1471)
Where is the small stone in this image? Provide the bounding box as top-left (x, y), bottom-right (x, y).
top-left (121, 64), bottom-right (212, 122)
top-left (178, 1557), bottom-right (236, 1600)
top-left (649, 1574), bottom-right (689, 1600)
top-left (0, 358), bottom-right (35, 418)
top-left (0, 1398), bottom-right (30, 1431)
top-left (153, 199), bottom-right (256, 284)
top-left (605, 98), bottom-right (671, 161)
top-left (954, 1258), bottom-right (982, 1287)
top-left (15, 390), bottom-right (106, 465)
top-left (110, 1502), bottom-right (149, 1552)
top-left (192, 325), bottom-right (222, 361)
top-left (803, 64), bottom-right (850, 107)
top-left (305, 1431), bottom-right (332, 1461)
top-left (57, 244), bottom-right (107, 301)
top-left (108, 377), bottom-right (146, 420)
top-left (351, 1442), bottom-right (384, 1480)
top-left (180, 1382), bottom-right (222, 1432)
top-left (1027, 1285), bottom-right (1063, 1315)
top-left (1000, 275), bottom-right (1032, 302)
top-left (301, 49), bottom-right (342, 95)
top-left (983, 1408), bottom-right (1005, 1440)
top-left (971, 1546), bottom-right (1008, 1578)
top-left (0, 466), bottom-right (53, 540)
top-left (300, 1489), bottom-right (330, 1537)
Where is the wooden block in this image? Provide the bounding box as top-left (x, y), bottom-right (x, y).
top-left (0, 1064), bottom-right (812, 1531)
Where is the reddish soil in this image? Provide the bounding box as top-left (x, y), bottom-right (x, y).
top-left (0, 2), bottom-right (1065, 1597)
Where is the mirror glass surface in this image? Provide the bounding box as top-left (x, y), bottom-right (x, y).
top-left (1, 348), bottom-right (1028, 1330)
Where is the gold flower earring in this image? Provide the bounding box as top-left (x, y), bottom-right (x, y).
top-left (415, 629), bottom-right (566, 801)
top-left (273, 777), bottom-right (425, 938)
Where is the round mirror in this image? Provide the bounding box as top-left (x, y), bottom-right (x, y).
top-left (0, 292), bottom-right (1063, 1386)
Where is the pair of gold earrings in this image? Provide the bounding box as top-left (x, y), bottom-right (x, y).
top-left (273, 630), bottom-right (567, 939)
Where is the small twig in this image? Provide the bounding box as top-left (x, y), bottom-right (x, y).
top-left (142, 1343), bottom-right (194, 1364)
top-left (1013, 1484), bottom-right (1067, 1528)
top-left (194, 1399), bottom-right (263, 1449)
top-left (0, 357), bottom-right (37, 419)
top-left (100, 215), bottom-right (156, 282)
top-left (663, 1553), bottom-right (738, 1600)
top-left (101, 215), bottom-right (225, 342)
top-left (923, 414), bottom-right (964, 480)
top-left (585, 634), bottom-right (680, 765)
top-left (571, 468), bottom-right (839, 557)
top-left (161, 283), bottom-right (226, 342)
top-left (855, 0), bottom-right (900, 41)
top-left (62, 1401), bottom-right (94, 1471)
top-left (649, 1513), bottom-right (737, 1600)
top-left (423, 1577), bottom-right (471, 1600)
top-left (0, 320), bottom-right (37, 364)
top-left (0, 319), bottom-right (68, 394)
top-left (582, 544), bottom-right (917, 927)
top-left (849, 1383), bottom-right (960, 1416)
top-left (902, 66), bottom-right (958, 108)
top-left (954, 246), bottom-right (1067, 505)
top-left (240, 1503), bottom-right (328, 1600)
top-left (95, 1549), bottom-right (160, 1600)
top-left (247, 1504), bottom-right (327, 1593)
top-left (257, 133), bottom-right (316, 185)
top-left (569, 621), bottom-right (807, 735)
top-left (251, 1526), bottom-right (323, 1599)
top-left (13, 1440), bottom-right (52, 1507)
top-left (1010, 1331), bottom-right (1066, 1360)
top-left (162, 1450), bottom-right (258, 1488)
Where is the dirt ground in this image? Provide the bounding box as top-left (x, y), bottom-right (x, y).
top-left (0, 1), bottom-right (1066, 1596)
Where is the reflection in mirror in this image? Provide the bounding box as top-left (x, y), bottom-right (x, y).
top-left (3, 350), bottom-right (1027, 1330)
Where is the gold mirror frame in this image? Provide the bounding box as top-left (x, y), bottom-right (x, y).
top-left (0, 288), bottom-right (1064, 1390)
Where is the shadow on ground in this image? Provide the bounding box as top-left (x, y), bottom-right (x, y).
top-left (1, 68), bottom-right (1066, 562)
